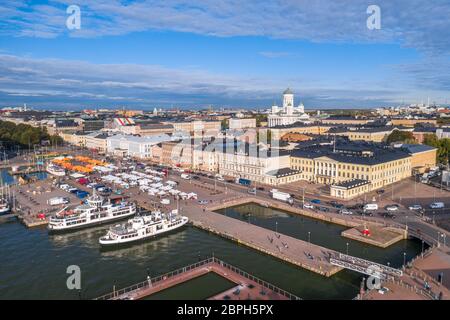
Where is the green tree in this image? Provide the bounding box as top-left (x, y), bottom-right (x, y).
top-left (386, 130), bottom-right (416, 144)
top-left (0, 120), bottom-right (63, 150)
top-left (255, 114), bottom-right (268, 127)
top-left (221, 119), bottom-right (229, 130)
top-left (423, 133), bottom-right (450, 164)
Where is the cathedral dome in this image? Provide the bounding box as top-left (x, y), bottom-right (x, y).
top-left (283, 88), bottom-right (293, 95)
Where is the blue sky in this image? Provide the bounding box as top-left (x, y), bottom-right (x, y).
top-left (0, 0), bottom-right (449, 110)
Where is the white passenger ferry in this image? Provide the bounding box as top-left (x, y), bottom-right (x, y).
top-left (46, 163), bottom-right (66, 176)
top-left (99, 210), bottom-right (188, 246)
top-left (48, 193), bottom-right (136, 232)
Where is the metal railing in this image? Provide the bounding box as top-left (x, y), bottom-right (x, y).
top-left (95, 258), bottom-right (215, 300)
top-left (95, 256), bottom-right (301, 300)
top-left (212, 257), bottom-right (301, 300)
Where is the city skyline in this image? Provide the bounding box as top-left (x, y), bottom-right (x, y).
top-left (1, 1), bottom-right (450, 109)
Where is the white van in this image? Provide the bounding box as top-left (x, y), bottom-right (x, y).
top-left (430, 202), bottom-right (444, 209)
top-left (364, 203), bottom-right (378, 211)
top-left (181, 173), bottom-right (191, 180)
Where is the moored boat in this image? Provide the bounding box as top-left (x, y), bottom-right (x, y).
top-left (99, 210), bottom-right (188, 246)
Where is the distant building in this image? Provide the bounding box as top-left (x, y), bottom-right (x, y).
top-left (229, 118), bottom-right (257, 129)
top-left (112, 117), bottom-right (174, 136)
top-left (268, 88), bottom-right (309, 127)
top-left (164, 120), bottom-right (221, 137)
top-left (390, 118), bottom-right (437, 127)
top-left (280, 133), bottom-right (311, 143)
top-left (81, 119), bottom-right (105, 133)
top-left (328, 126), bottom-right (413, 143)
top-left (84, 132), bottom-right (109, 154)
top-left (320, 117), bottom-right (371, 126)
top-left (106, 134), bottom-right (183, 159)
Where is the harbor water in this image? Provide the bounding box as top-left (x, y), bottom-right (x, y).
top-left (0, 202), bottom-right (424, 300)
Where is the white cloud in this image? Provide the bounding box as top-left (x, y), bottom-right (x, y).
top-left (1, 0), bottom-right (450, 55)
top-left (0, 53), bottom-right (414, 109)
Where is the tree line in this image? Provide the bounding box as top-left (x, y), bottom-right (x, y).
top-left (0, 120), bottom-right (63, 150)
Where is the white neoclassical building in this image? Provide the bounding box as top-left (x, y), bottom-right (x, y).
top-left (268, 88), bottom-right (310, 127)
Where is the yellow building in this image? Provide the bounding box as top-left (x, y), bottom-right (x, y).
top-left (329, 127), bottom-right (413, 143)
top-left (401, 144), bottom-right (437, 171)
top-left (320, 117), bottom-right (371, 125)
top-left (270, 125), bottom-right (331, 140)
top-left (290, 143), bottom-right (413, 199)
top-left (390, 119), bottom-right (437, 127)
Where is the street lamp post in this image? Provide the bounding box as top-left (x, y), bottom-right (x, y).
top-left (308, 231), bottom-right (311, 244)
top-left (403, 252), bottom-right (406, 267)
top-left (275, 221), bottom-right (278, 233)
top-left (346, 242), bottom-right (349, 255)
top-left (302, 187), bottom-right (305, 207)
top-left (421, 240), bottom-right (425, 258)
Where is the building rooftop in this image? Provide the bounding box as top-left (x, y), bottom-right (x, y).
top-left (266, 167), bottom-right (301, 178)
top-left (401, 144), bottom-right (437, 154)
top-left (332, 179), bottom-right (370, 189)
top-left (292, 141), bottom-right (411, 165)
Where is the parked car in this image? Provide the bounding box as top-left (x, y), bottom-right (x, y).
top-left (311, 199), bottom-right (321, 204)
top-left (318, 207), bottom-right (329, 212)
top-left (339, 209), bottom-right (353, 215)
top-left (408, 204), bottom-right (423, 211)
top-left (382, 212), bottom-right (396, 219)
top-left (192, 176), bottom-right (200, 180)
top-left (430, 202), bottom-right (445, 209)
top-left (363, 203), bottom-right (378, 211)
top-left (385, 204), bottom-right (399, 211)
top-left (198, 200), bottom-right (209, 205)
top-left (257, 187), bottom-right (265, 191)
top-left (376, 189), bottom-right (385, 195)
top-left (248, 188), bottom-right (256, 195)
top-left (303, 203), bottom-right (314, 209)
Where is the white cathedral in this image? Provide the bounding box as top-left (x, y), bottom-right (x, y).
top-left (267, 88), bottom-right (310, 127)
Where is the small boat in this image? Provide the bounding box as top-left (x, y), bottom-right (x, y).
top-left (46, 163), bottom-right (66, 176)
top-left (0, 198), bottom-right (10, 215)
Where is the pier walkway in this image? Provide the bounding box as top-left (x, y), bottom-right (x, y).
top-left (96, 257), bottom-right (300, 300)
top-left (182, 203), bottom-right (343, 277)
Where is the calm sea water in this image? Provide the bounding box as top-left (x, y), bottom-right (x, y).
top-left (0, 202), bottom-right (423, 300)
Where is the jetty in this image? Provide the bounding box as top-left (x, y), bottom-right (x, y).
top-left (96, 257), bottom-right (300, 300)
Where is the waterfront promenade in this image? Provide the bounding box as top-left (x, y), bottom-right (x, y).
top-left (182, 201), bottom-right (343, 277)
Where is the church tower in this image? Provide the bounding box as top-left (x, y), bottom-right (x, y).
top-left (283, 88), bottom-right (294, 115)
